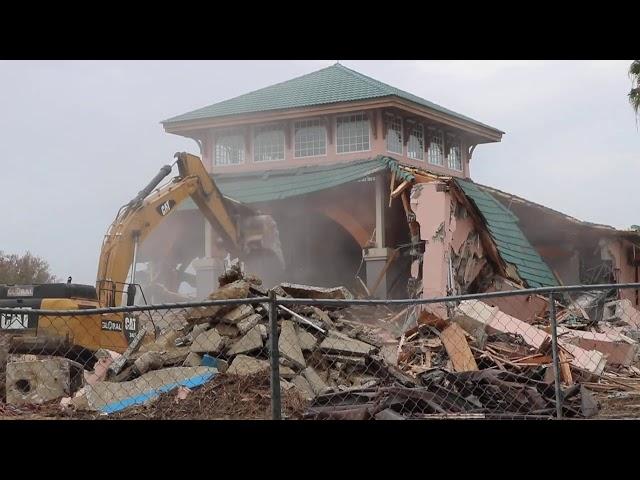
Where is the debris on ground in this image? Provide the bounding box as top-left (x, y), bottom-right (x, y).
top-left (3, 266), bottom-right (640, 420)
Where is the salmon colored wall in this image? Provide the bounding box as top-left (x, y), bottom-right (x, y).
top-left (607, 239), bottom-right (640, 307)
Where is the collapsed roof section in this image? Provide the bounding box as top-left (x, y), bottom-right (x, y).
top-left (452, 179), bottom-right (558, 288)
top-left (177, 154), bottom-right (570, 290)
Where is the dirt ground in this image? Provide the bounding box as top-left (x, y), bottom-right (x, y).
top-left (0, 373), bottom-right (308, 420)
top-left (3, 374), bottom-right (640, 420)
top-left (594, 391), bottom-right (640, 419)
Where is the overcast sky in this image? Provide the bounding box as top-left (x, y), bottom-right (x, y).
top-left (1, 60), bottom-right (638, 284)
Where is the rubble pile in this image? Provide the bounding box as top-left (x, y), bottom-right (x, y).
top-left (2, 266), bottom-right (640, 419)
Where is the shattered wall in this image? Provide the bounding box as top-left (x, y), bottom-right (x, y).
top-left (410, 181), bottom-right (493, 316)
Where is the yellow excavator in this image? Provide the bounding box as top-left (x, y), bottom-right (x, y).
top-left (0, 152), bottom-right (283, 355)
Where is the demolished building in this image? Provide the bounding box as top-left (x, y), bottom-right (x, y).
top-left (140, 62), bottom-right (639, 320)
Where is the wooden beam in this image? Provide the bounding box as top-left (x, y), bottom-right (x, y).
top-left (388, 171), bottom-right (396, 208)
top-left (391, 180), bottom-right (411, 199)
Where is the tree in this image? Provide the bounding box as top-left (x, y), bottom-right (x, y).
top-left (629, 60), bottom-right (640, 121)
top-left (0, 251), bottom-right (58, 284)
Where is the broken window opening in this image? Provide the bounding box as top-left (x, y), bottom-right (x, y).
top-left (386, 115), bottom-right (403, 154)
top-left (447, 135), bottom-right (462, 171)
top-left (407, 123), bottom-right (425, 160)
top-left (427, 128), bottom-right (444, 166)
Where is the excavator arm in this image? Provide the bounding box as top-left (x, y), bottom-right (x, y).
top-left (96, 152), bottom-right (278, 307)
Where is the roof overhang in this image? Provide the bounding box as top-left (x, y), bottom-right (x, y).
top-left (163, 96), bottom-right (503, 145)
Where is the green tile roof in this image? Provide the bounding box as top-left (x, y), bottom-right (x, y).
top-left (178, 156), bottom-right (414, 209)
top-left (162, 63), bottom-right (502, 134)
top-left (455, 179), bottom-right (558, 288)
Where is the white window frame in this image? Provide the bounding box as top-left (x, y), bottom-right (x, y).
top-left (335, 113), bottom-right (371, 154)
top-left (253, 124), bottom-right (285, 163)
top-left (446, 134), bottom-right (463, 171)
top-left (214, 129), bottom-right (245, 166)
top-left (293, 118), bottom-right (327, 159)
top-left (385, 114), bottom-right (403, 155)
top-left (427, 128), bottom-right (444, 166)
top-left (407, 122), bottom-right (425, 161)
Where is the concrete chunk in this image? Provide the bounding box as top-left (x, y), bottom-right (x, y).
top-left (183, 352), bottom-right (203, 367)
top-left (319, 334), bottom-right (376, 356)
top-left (279, 320), bottom-right (306, 369)
top-left (279, 283), bottom-right (353, 300)
top-left (7, 358), bottom-right (81, 405)
top-left (456, 300), bottom-right (607, 375)
top-left (303, 367), bottom-right (331, 395)
top-left (186, 280), bottom-right (250, 323)
top-left (297, 328), bottom-right (318, 351)
top-left (190, 329), bottom-right (224, 354)
top-left (134, 351), bottom-right (164, 374)
top-left (292, 375), bottom-right (315, 401)
top-left (237, 313), bottom-right (262, 334)
top-left (227, 325), bottom-right (263, 356)
top-left (221, 304), bottom-right (255, 325)
top-left (215, 323), bottom-right (240, 337)
top-left (227, 355), bottom-right (270, 376)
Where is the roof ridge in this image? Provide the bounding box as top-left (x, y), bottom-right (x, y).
top-left (333, 63), bottom-right (393, 97)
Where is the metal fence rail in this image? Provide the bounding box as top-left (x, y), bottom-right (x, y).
top-left (1, 282), bottom-right (639, 420)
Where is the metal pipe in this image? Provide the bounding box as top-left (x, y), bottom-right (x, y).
top-left (269, 289), bottom-right (282, 420)
top-left (277, 304), bottom-right (326, 334)
top-left (130, 234), bottom-right (139, 287)
top-left (549, 292), bottom-right (563, 419)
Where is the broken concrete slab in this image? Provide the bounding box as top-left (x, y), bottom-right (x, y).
top-left (279, 320), bottom-right (306, 369)
top-left (185, 280), bottom-right (251, 324)
top-left (237, 313), bottom-right (262, 335)
top-left (297, 328), bottom-right (318, 351)
top-left (85, 366), bottom-right (217, 414)
top-left (215, 323), bottom-right (240, 337)
top-left (455, 300), bottom-right (607, 375)
top-left (319, 333), bottom-right (376, 356)
top-left (292, 374), bottom-right (315, 401)
top-left (555, 326), bottom-right (639, 366)
top-left (279, 365), bottom-right (296, 379)
top-left (303, 367), bottom-right (331, 396)
top-left (603, 299), bottom-right (640, 326)
top-left (258, 324), bottom-right (267, 340)
top-left (227, 355), bottom-right (270, 376)
top-left (227, 325), bottom-right (264, 356)
top-left (134, 351), bottom-right (165, 375)
top-left (190, 329), bottom-right (224, 354)
top-left (221, 304), bottom-right (255, 325)
top-left (183, 352), bottom-right (203, 367)
top-left (279, 283), bottom-right (354, 300)
top-left (6, 358), bottom-right (83, 405)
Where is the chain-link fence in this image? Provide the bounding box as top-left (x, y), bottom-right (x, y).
top-left (1, 281), bottom-right (640, 419)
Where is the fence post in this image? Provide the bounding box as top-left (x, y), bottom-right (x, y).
top-left (268, 289), bottom-right (282, 420)
top-left (549, 292), bottom-right (563, 419)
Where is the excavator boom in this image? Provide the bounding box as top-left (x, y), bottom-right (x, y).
top-left (96, 152), bottom-right (282, 307)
